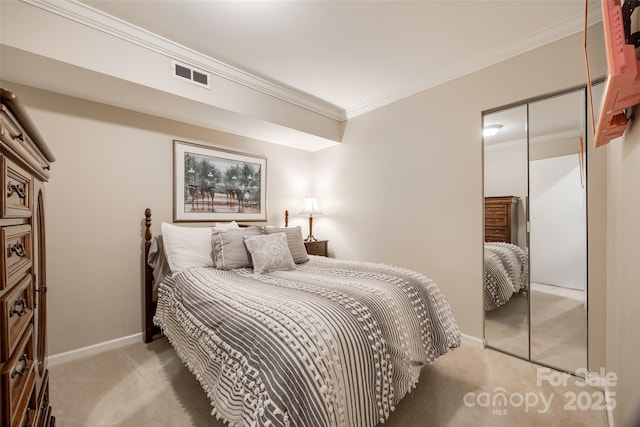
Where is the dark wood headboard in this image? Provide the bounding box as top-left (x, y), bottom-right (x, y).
top-left (143, 209), bottom-right (157, 342)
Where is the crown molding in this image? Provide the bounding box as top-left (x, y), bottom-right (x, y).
top-left (485, 129), bottom-right (584, 152)
top-left (21, 0), bottom-right (347, 121)
top-left (22, 0), bottom-right (601, 122)
top-left (344, 2), bottom-right (603, 119)
top-left (484, 138), bottom-right (527, 152)
top-left (530, 129), bottom-right (584, 146)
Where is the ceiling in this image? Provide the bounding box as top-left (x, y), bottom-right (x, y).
top-left (78, 0), bottom-right (601, 120)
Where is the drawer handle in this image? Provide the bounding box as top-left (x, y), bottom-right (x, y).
top-left (9, 298), bottom-right (27, 317)
top-left (11, 353), bottom-right (29, 378)
top-left (13, 132), bottom-right (25, 142)
top-left (7, 181), bottom-right (26, 199)
top-left (8, 242), bottom-right (26, 257)
top-left (42, 389), bottom-right (50, 409)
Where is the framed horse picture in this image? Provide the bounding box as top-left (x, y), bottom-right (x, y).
top-left (173, 140), bottom-right (267, 222)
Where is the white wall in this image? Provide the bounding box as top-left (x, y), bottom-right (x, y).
top-left (1, 82), bottom-right (314, 355)
top-left (312, 30), bottom-right (605, 345)
top-left (529, 154), bottom-right (586, 290)
top-left (606, 110), bottom-right (640, 427)
top-left (484, 144), bottom-right (528, 198)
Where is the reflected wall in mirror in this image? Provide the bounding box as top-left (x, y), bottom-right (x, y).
top-left (483, 86), bottom-right (590, 374)
top-left (528, 90), bottom-right (587, 372)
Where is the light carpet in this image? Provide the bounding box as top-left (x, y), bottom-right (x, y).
top-left (49, 338), bottom-right (609, 427)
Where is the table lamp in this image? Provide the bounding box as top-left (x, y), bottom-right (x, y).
top-left (300, 197), bottom-right (322, 242)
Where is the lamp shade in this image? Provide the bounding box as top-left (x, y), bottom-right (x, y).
top-left (300, 197), bottom-right (322, 215)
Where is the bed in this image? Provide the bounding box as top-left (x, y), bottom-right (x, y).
top-left (142, 209), bottom-right (460, 427)
top-left (484, 242), bottom-right (529, 311)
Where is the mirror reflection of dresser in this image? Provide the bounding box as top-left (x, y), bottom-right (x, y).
top-left (484, 196), bottom-right (519, 245)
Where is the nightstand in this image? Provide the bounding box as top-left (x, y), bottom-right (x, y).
top-left (304, 240), bottom-right (328, 257)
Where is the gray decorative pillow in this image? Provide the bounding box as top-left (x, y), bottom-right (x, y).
top-left (243, 233), bottom-right (296, 274)
top-left (265, 226), bottom-right (309, 264)
top-left (211, 226), bottom-right (262, 270)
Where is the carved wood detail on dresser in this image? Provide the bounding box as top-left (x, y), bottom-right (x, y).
top-left (1, 89), bottom-right (55, 427)
top-left (484, 196), bottom-right (519, 245)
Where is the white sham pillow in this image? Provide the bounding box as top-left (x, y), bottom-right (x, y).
top-left (161, 222), bottom-right (214, 273)
top-left (243, 233), bottom-right (296, 274)
top-left (214, 221), bottom-right (240, 231)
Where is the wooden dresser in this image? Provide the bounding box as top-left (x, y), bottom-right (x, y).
top-left (484, 196), bottom-right (519, 245)
top-left (1, 89), bottom-right (55, 427)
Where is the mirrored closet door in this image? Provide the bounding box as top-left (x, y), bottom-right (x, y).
top-left (483, 86), bottom-right (590, 374)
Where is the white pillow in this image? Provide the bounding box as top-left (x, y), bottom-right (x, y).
top-left (161, 222), bottom-right (214, 273)
top-left (243, 233), bottom-right (296, 274)
top-left (214, 221), bottom-right (240, 231)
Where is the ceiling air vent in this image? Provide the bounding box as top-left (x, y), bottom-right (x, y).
top-left (172, 61), bottom-right (210, 89)
top-left (192, 70), bottom-right (208, 86)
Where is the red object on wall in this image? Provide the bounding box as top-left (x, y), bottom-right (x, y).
top-left (592, 0), bottom-right (640, 147)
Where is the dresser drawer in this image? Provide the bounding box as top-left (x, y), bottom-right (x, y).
top-left (1, 275), bottom-right (33, 362)
top-left (31, 370), bottom-right (50, 427)
top-left (485, 205), bottom-right (507, 216)
top-left (485, 216), bottom-right (507, 226)
top-left (0, 105), bottom-right (51, 183)
top-left (1, 325), bottom-right (35, 427)
top-left (485, 226), bottom-right (508, 240)
top-left (1, 225), bottom-right (32, 292)
top-left (25, 368), bottom-right (51, 427)
top-left (1, 157), bottom-right (32, 219)
top-left (8, 373), bottom-right (35, 427)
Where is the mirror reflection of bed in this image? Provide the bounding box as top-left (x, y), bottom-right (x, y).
top-left (484, 238), bottom-right (529, 359)
top-left (484, 291), bottom-right (528, 357)
top-left (482, 86), bottom-right (590, 374)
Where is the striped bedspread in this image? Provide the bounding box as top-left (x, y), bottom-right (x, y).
top-left (154, 256), bottom-right (460, 427)
top-left (484, 242), bottom-right (529, 311)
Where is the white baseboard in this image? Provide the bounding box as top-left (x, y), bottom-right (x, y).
top-left (48, 333), bottom-right (142, 367)
top-left (585, 371), bottom-right (615, 427)
top-left (48, 332), bottom-right (484, 364)
top-left (460, 333), bottom-right (485, 348)
top-left (598, 381), bottom-right (615, 427)
top-left (606, 401), bottom-right (615, 427)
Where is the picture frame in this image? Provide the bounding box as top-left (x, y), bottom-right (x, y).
top-left (173, 140), bottom-right (267, 222)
